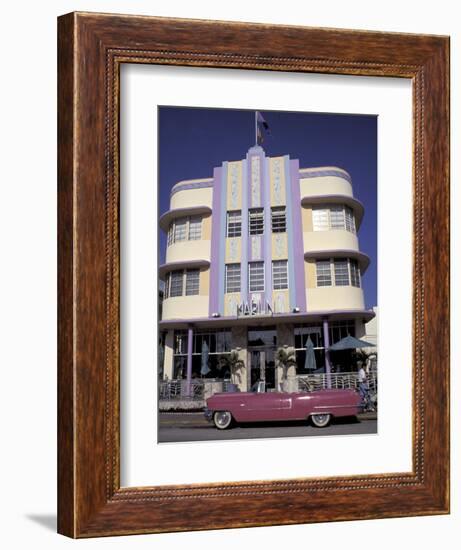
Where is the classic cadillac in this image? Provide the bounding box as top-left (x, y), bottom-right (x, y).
top-left (204, 382), bottom-right (361, 429)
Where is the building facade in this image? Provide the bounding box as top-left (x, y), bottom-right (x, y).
top-left (159, 145), bottom-right (375, 392)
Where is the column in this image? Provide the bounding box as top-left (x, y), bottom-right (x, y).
top-left (163, 330), bottom-right (174, 380)
top-left (322, 318), bottom-right (332, 389)
top-left (231, 326), bottom-right (248, 391)
top-left (186, 325), bottom-right (194, 397)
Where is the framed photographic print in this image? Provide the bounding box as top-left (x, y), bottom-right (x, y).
top-left (58, 12), bottom-right (450, 537)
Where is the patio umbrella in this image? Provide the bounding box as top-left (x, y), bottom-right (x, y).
top-left (304, 336), bottom-right (317, 371)
top-left (328, 334), bottom-right (374, 351)
top-left (200, 340), bottom-right (210, 376)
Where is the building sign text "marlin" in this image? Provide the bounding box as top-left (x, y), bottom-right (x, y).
top-left (237, 300), bottom-right (273, 317)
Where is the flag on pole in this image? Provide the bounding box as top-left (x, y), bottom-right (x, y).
top-left (256, 111), bottom-right (271, 145)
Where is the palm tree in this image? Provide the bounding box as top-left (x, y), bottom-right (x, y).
top-left (217, 350), bottom-right (244, 385)
top-left (275, 345), bottom-right (297, 390)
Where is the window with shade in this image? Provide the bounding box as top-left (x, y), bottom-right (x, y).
top-left (225, 264), bottom-right (241, 293)
top-left (316, 260), bottom-right (332, 287)
top-left (188, 216), bottom-right (202, 240)
top-left (249, 208), bottom-right (264, 235)
top-left (165, 269), bottom-right (201, 298)
top-left (226, 211), bottom-right (242, 238)
top-left (315, 258), bottom-right (361, 288)
top-left (272, 260), bottom-right (288, 290)
top-left (334, 259), bottom-right (350, 286)
top-left (271, 207), bottom-right (286, 233)
top-left (249, 262), bottom-right (265, 292)
top-left (169, 270), bottom-right (184, 297)
top-left (185, 269), bottom-right (200, 295)
top-left (167, 215), bottom-right (203, 245)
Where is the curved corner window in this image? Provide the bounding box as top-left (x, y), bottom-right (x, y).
top-left (315, 258), bottom-right (361, 288)
top-left (312, 205), bottom-right (356, 234)
top-left (167, 216), bottom-right (203, 246)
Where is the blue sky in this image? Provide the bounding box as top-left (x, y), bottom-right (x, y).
top-left (158, 107), bottom-right (377, 309)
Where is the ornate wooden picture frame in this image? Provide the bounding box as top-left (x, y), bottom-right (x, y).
top-left (57, 12), bottom-right (450, 537)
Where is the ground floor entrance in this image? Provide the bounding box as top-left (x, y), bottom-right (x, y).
top-left (160, 317), bottom-right (371, 394)
top-left (249, 349), bottom-right (277, 390)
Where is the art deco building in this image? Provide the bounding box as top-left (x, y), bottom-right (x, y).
top-left (159, 145), bottom-right (375, 391)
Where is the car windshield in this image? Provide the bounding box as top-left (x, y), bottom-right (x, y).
top-left (251, 381), bottom-right (265, 393)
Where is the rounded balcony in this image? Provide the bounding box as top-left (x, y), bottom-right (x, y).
top-left (169, 179), bottom-right (214, 210)
top-left (160, 206), bottom-right (212, 263)
top-left (303, 230), bottom-right (359, 254)
top-left (162, 295), bottom-right (209, 321)
top-left (306, 286), bottom-right (365, 312)
top-left (160, 259), bottom-right (211, 321)
top-left (299, 167), bottom-right (353, 200)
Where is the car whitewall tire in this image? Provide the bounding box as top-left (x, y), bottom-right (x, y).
top-left (310, 413), bottom-right (331, 428)
top-left (213, 411), bottom-right (233, 430)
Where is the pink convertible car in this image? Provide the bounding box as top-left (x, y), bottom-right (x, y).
top-left (205, 382), bottom-right (361, 429)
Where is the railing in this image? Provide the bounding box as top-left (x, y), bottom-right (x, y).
top-left (297, 371), bottom-right (377, 393)
top-left (159, 378), bottom-right (233, 401)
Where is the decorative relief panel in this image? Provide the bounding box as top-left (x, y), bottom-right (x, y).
top-left (272, 159), bottom-right (284, 205)
top-left (274, 294), bottom-right (286, 313)
top-left (251, 236), bottom-right (262, 260)
top-left (251, 156), bottom-right (261, 207)
top-left (274, 234), bottom-right (286, 258)
top-left (228, 162), bottom-right (240, 209)
top-left (228, 238), bottom-right (239, 261)
top-left (226, 295), bottom-right (239, 316)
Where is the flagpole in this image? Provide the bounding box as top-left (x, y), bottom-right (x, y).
top-left (255, 111), bottom-right (258, 145)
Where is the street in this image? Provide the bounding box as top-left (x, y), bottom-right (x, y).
top-left (158, 412), bottom-right (377, 443)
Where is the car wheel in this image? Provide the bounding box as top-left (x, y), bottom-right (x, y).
top-left (310, 413), bottom-right (331, 428)
top-left (213, 411), bottom-right (233, 430)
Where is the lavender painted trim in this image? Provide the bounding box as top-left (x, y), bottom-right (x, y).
top-left (159, 308), bottom-right (376, 327)
top-left (263, 156), bottom-right (272, 309)
top-left (290, 158), bottom-right (306, 313)
top-left (170, 179), bottom-right (214, 197)
top-left (299, 168), bottom-right (352, 184)
top-left (186, 325), bottom-right (194, 396)
top-left (208, 167), bottom-right (222, 316)
top-left (284, 157), bottom-right (297, 310)
top-left (217, 164), bottom-right (228, 315)
top-left (322, 318), bottom-right (332, 389)
top-left (241, 159), bottom-right (249, 305)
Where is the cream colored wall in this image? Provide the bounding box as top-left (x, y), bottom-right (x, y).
top-left (306, 286), bottom-right (365, 311)
top-left (225, 237), bottom-right (242, 262)
top-left (170, 187), bottom-right (213, 210)
top-left (202, 214), bottom-right (212, 240)
top-left (162, 295), bottom-right (209, 320)
top-left (226, 161), bottom-right (243, 209)
top-left (165, 239), bottom-right (211, 263)
top-left (224, 293), bottom-right (240, 316)
top-left (301, 207), bottom-right (313, 232)
top-left (303, 230), bottom-right (359, 253)
top-left (304, 259), bottom-right (316, 288)
top-left (272, 290), bottom-right (290, 313)
top-left (300, 175), bottom-right (353, 199)
top-left (163, 330), bottom-right (174, 380)
top-left (199, 267), bottom-right (210, 295)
